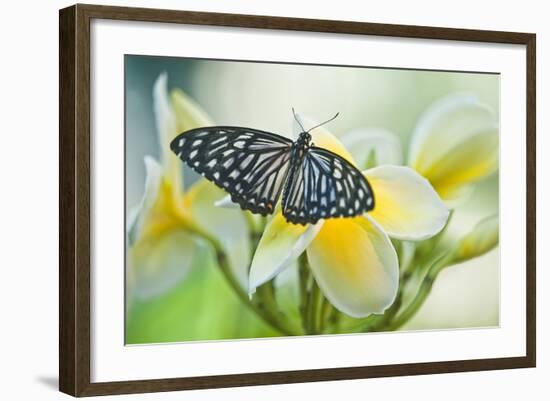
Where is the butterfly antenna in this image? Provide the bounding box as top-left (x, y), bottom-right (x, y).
top-left (307, 112), bottom-right (340, 133)
top-left (292, 107), bottom-right (307, 132)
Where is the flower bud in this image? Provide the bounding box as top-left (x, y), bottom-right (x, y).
top-left (455, 215), bottom-right (499, 261)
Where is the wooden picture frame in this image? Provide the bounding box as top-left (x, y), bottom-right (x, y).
top-left (59, 3), bottom-right (536, 396)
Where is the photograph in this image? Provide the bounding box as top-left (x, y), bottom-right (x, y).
top-left (1, 0), bottom-right (542, 398)
top-left (124, 55), bottom-right (500, 345)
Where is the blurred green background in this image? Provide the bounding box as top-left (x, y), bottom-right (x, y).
top-left (125, 55), bottom-right (499, 344)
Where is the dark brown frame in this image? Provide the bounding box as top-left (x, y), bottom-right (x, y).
top-left (59, 3), bottom-right (536, 397)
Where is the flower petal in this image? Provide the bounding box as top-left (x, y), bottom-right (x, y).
top-left (130, 227), bottom-right (196, 300)
top-left (408, 94), bottom-right (498, 200)
top-left (214, 195), bottom-right (269, 242)
top-left (153, 73), bottom-right (181, 196)
top-left (437, 185), bottom-right (475, 207)
top-left (306, 217), bottom-right (399, 317)
top-left (127, 156), bottom-right (162, 246)
top-left (153, 73), bottom-right (215, 198)
top-left (365, 165), bottom-right (449, 240)
top-left (183, 180), bottom-right (251, 289)
top-left (340, 128), bottom-right (403, 169)
top-left (214, 194), bottom-right (239, 209)
top-left (127, 156), bottom-right (200, 300)
top-left (423, 129), bottom-right (498, 200)
top-left (171, 88), bottom-right (213, 132)
top-left (249, 212), bottom-right (323, 295)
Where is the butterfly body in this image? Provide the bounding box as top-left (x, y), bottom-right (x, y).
top-left (170, 119), bottom-right (375, 225)
top-left (283, 131), bottom-right (314, 223)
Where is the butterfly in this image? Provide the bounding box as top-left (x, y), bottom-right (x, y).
top-left (170, 111), bottom-right (375, 225)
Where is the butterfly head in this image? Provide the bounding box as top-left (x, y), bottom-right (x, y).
top-left (297, 131), bottom-right (312, 146)
top-left (292, 108), bottom-right (340, 138)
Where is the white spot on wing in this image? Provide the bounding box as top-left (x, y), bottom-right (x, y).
top-left (240, 154), bottom-right (254, 169)
top-left (223, 158), bottom-right (234, 168)
top-left (211, 136), bottom-right (226, 145)
top-left (320, 175), bottom-right (327, 192)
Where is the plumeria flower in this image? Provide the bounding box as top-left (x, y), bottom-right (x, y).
top-left (241, 115), bottom-right (449, 318)
top-left (408, 94), bottom-right (499, 203)
top-left (127, 73), bottom-right (250, 301)
top-left (340, 128), bottom-right (403, 169)
top-left (340, 93), bottom-right (499, 204)
top-left (339, 95), bottom-right (499, 264)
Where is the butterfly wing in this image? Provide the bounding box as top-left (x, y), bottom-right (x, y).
top-left (170, 127), bottom-right (293, 215)
top-left (282, 146), bottom-right (375, 225)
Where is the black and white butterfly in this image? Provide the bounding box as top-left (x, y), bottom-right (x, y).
top-left (170, 112), bottom-right (375, 225)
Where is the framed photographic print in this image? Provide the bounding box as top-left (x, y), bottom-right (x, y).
top-left (59, 4), bottom-right (536, 397)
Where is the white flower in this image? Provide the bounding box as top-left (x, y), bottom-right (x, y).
top-left (127, 73), bottom-right (250, 301)
top-left (408, 94), bottom-right (499, 203)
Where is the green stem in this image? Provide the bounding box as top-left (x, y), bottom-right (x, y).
top-left (307, 280), bottom-right (321, 334)
top-left (298, 253), bottom-right (311, 334)
top-left (323, 305), bottom-right (341, 333)
top-left (298, 253), bottom-right (327, 335)
top-left (354, 315), bottom-right (385, 332)
top-left (319, 296), bottom-right (331, 333)
top-left (188, 222), bottom-right (297, 336)
top-left (255, 281), bottom-right (297, 335)
top-left (385, 251), bottom-right (454, 331)
top-left (217, 247), bottom-right (296, 335)
top-left (385, 282), bottom-right (431, 331)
